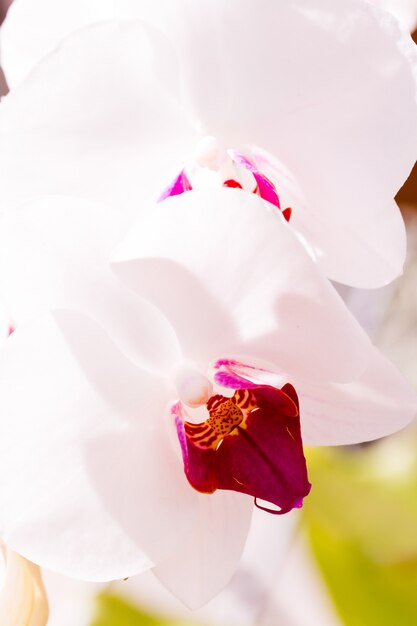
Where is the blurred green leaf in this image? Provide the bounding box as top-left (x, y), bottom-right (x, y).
top-left (90, 592), bottom-right (195, 626)
top-left (302, 443), bottom-right (417, 626)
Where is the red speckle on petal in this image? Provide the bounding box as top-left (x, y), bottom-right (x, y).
top-left (223, 179), bottom-right (243, 189)
top-left (282, 207), bottom-right (292, 222)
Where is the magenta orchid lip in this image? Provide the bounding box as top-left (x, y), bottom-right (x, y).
top-left (173, 362), bottom-right (311, 515)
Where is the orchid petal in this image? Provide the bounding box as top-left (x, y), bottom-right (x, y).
top-left (298, 347), bottom-right (417, 445)
top-left (216, 349), bottom-right (417, 445)
top-left (0, 196), bottom-right (181, 374)
top-left (153, 491), bottom-right (252, 608)
top-left (0, 310), bottom-right (197, 580)
top-left (252, 151), bottom-right (408, 288)
top-left (0, 20), bottom-right (195, 213)
top-left (112, 188), bottom-right (372, 383)
top-left (381, 0), bottom-right (417, 31)
top-left (1, 0), bottom-right (115, 88)
top-left (1, 0), bottom-right (173, 88)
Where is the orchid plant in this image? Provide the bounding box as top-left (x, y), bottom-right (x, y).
top-left (0, 0), bottom-right (416, 610)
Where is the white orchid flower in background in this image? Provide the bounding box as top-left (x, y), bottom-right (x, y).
top-left (0, 0), bottom-right (416, 288)
top-left (0, 545), bottom-right (49, 626)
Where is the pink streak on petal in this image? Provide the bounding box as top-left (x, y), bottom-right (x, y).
top-left (172, 401), bottom-right (189, 470)
top-left (231, 151), bottom-right (281, 209)
top-left (214, 370), bottom-right (258, 389)
top-left (213, 358), bottom-right (272, 389)
top-left (158, 169), bottom-right (192, 202)
top-left (7, 325), bottom-right (15, 336)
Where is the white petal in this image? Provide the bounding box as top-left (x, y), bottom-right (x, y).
top-left (1, 0), bottom-right (173, 88)
top-left (252, 151), bottom-right (407, 288)
top-left (0, 196), bottom-right (181, 374)
top-left (40, 570), bottom-right (101, 626)
top-left (0, 20), bottom-right (195, 212)
top-left (113, 506), bottom-right (296, 621)
top-left (0, 310), bottom-right (197, 580)
top-left (112, 188), bottom-right (372, 383)
top-left (380, 0), bottom-right (417, 31)
top-left (153, 491), bottom-right (252, 608)
top-left (298, 347), bottom-right (417, 445)
top-left (1, 0), bottom-right (114, 88)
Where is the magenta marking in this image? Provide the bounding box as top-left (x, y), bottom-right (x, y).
top-left (231, 152), bottom-right (281, 209)
top-left (158, 169), bottom-right (192, 203)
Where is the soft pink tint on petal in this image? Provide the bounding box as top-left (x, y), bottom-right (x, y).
top-left (153, 491), bottom-right (252, 608)
top-left (242, 347), bottom-right (417, 446)
top-left (0, 20), bottom-right (195, 213)
top-left (1, 0), bottom-right (180, 87)
top-left (1, 0), bottom-right (115, 88)
top-left (112, 188), bottom-right (372, 383)
top-left (0, 196), bottom-right (181, 374)
top-left (381, 0), bottom-right (417, 31)
top-left (298, 347), bottom-right (417, 445)
top-left (0, 310), bottom-right (197, 580)
top-left (251, 150), bottom-right (407, 288)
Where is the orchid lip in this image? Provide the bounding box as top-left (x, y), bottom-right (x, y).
top-left (173, 361), bottom-right (311, 514)
top-left (158, 137), bottom-right (292, 221)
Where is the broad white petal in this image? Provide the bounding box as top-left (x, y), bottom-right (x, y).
top-left (0, 310), bottom-right (197, 580)
top-left (1, 0), bottom-right (174, 88)
top-left (381, 0), bottom-right (417, 31)
top-left (153, 491), bottom-right (252, 608)
top-left (1, 0), bottom-right (115, 88)
top-left (114, 507), bottom-right (296, 622)
top-left (112, 188), bottom-right (372, 383)
top-left (0, 20), bottom-right (195, 213)
top-left (252, 151), bottom-right (407, 288)
top-left (298, 347), bottom-right (417, 445)
top-left (0, 196), bottom-right (181, 374)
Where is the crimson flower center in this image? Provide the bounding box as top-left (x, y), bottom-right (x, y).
top-left (173, 367), bottom-right (311, 515)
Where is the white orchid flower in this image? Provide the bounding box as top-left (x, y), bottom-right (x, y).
top-left (0, 1), bottom-right (416, 288)
top-left (0, 189), bottom-right (415, 606)
top-left (0, 546), bottom-right (49, 626)
top-left (0, 5), bottom-right (416, 608)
